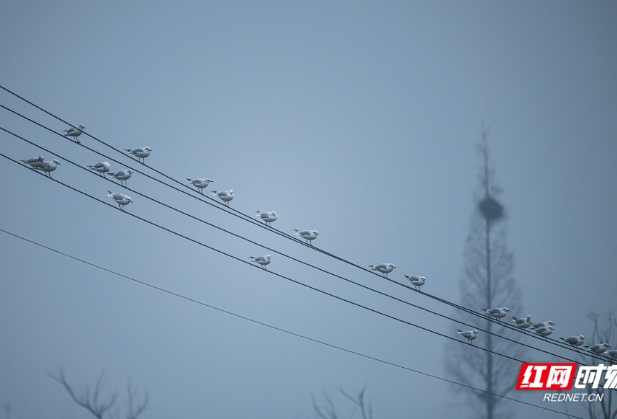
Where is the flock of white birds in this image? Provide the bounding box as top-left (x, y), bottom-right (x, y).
top-left (19, 123), bottom-right (616, 360)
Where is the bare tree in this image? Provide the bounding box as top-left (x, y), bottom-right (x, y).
top-left (48, 369), bottom-right (148, 419)
top-left (443, 128), bottom-right (525, 419)
top-left (564, 312), bottom-right (617, 419)
top-left (312, 386), bottom-right (373, 419)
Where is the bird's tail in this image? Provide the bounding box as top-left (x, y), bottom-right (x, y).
top-left (124, 149), bottom-right (132, 152)
top-left (559, 337), bottom-right (566, 341)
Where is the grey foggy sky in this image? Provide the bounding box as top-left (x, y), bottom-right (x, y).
top-left (1, 2), bottom-right (616, 418)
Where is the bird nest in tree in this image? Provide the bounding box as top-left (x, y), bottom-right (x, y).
top-left (479, 196), bottom-right (504, 221)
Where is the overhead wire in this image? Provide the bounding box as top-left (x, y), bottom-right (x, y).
top-left (0, 149), bottom-right (544, 367)
top-left (0, 91), bottom-right (568, 337)
top-left (0, 226), bottom-right (585, 419)
top-left (0, 124), bottom-right (600, 365)
top-left (0, 88), bottom-right (606, 361)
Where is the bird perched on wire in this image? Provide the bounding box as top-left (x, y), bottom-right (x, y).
top-left (294, 229), bottom-right (319, 245)
top-left (512, 315), bottom-right (533, 332)
top-left (63, 124), bottom-right (85, 143)
top-left (107, 191), bottom-right (133, 211)
top-left (249, 255), bottom-right (271, 269)
top-left (187, 178), bottom-right (213, 194)
top-left (35, 159), bottom-right (61, 178)
top-left (124, 146), bottom-right (151, 163)
top-left (21, 156), bottom-right (44, 169)
top-left (368, 263), bottom-right (395, 278)
top-left (534, 326), bottom-right (554, 340)
top-left (108, 169), bottom-right (133, 187)
top-left (584, 342), bottom-right (610, 354)
top-left (560, 335), bottom-right (585, 351)
top-left (457, 329), bottom-right (478, 345)
top-left (87, 162), bottom-right (111, 177)
top-left (404, 275), bottom-right (426, 291)
top-left (607, 349), bottom-right (617, 359)
top-left (212, 190), bottom-right (234, 207)
top-left (482, 307), bottom-right (510, 321)
top-left (530, 321), bottom-right (555, 330)
top-left (256, 211), bottom-right (277, 226)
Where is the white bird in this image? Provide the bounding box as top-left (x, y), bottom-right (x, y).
top-left (560, 335), bottom-right (585, 351)
top-left (482, 307), bottom-right (510, 321)
top-left (212, 190), bottom-right (234, 207)
top-left (187, 178), bottom-right (213, 194)
top-left (88, 162), bottom-right (111, 177)
top-left (249, 254), bottom-right (271, 269)
top-left (294, 229), bottom-right (319, 245)
top-left (21, 156), bottom-right (44, 169)
top-left (63, 124), bottom-right (85, 143)
top-left (531, 321), bottom-right (555, 330)
top-left (256, 210), bottom-right (277, 226)
top-left (404, 275), bottom-right (426, 291)
top-left (369, 263), bottom-right (395, 278)
top-left (512, 315), bottom-right (533, 332)
top-left (107, 191), bottom-right (132, 210)
top-left (607, 349), bottom-right (617, 359)
top-left (457, 329), bottom-right (478, 345)
top-left (35, 159), bottom-right (61, 177)
top-left (108, 169), bottom-right (133, 186)
top-left (534, 326), bottom-right (554, 340)
top-left (124, 146), bottom-right (151, 163)
top-left (585, 343), bottom-right (610, 354)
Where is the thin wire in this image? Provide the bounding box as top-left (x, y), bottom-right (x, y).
top-left (0, 93), bottom-right (605, 361)
top-left (0, 125), bottom-right (595, 365)
top-left (0, 150), bottom-right (535, 366)
top-left (0, 97), bottom-right (560, 332)
top-left (0, 226), bottom-right (587, 419)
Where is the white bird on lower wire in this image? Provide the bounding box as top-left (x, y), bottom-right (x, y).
top-left (125, 146), bottom-right (151, 163)
top-left (108, 169), bottom-right (133, 186)
top-left (404, 275), bottom-right (426, 291)
top-left (457, 329), bottom-right (478, 345)
top-left (187, 178), bottom-right (213, 194)
top-left (35, 159), bottom-right (61, 177)
top-left (369, 263), bottom-right (395, 278)
top-left (88, 162), bottom-right (111, 177)
top-left (560, 335), bottom-right (585, 351)
top-left (107, 191), bottom-right (132, 210)
top-left (482, 307), bottom-right (510, 321)
top-left (249, 254), bottom-right (271, 269)
top-left (512, 315), bottom-right (533, 332)
top-left (212, 190), bottom-right (234, 206)
top-left (63, 124), bottom-right (85, 143)
top-left (534, 326), bottom-right (554, 340)
top-left (585, 343), bottom-right (610, 354)
top-left (607, 349), bottom-right (617, 359)
top-left (21, 156), bottom-right (44, 169)
top-left (294, 229), bottom-right (319, 245)
top-left (531, 321), bottom-right (555, 330)
top-left (256, 211), bottom-right (277, 226)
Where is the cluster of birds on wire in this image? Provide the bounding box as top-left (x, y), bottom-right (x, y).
top-left (17, 123), bottom-right (616, 360)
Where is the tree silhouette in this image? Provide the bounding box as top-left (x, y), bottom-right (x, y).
top-left (443, 128), bottom-right (525, 419)
top-left (48, 369), bottom-right (148, 419)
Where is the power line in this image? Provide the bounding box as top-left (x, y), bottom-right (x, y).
top-left (0, 150), bottom-right (538, 366)
top-left (0, 125), bottom-right (596, 365)
top-left (0, 226), bottom-right (586, 419)
top-left (0, 90), bottom-right (604, 360)
top-left (0, 94), bottom-right (555, 335)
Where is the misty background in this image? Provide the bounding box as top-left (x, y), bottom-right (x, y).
top-left (1, 2), bottom-right (616, 418)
